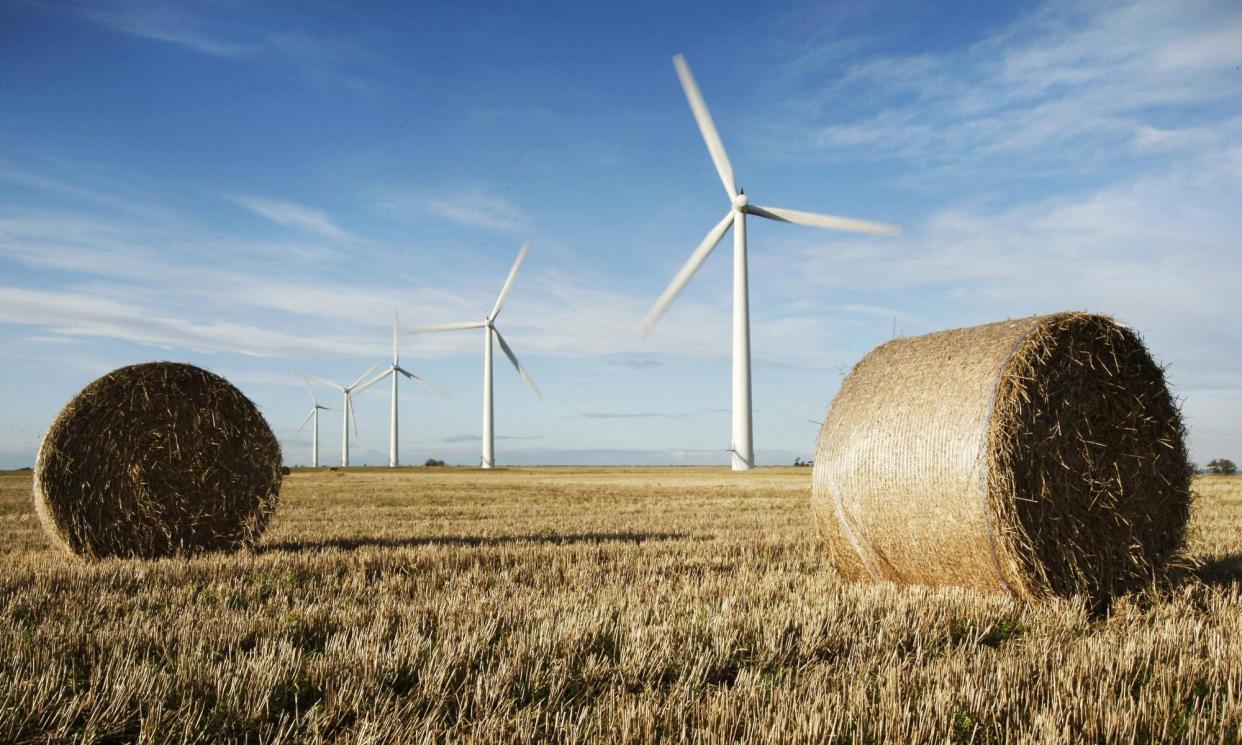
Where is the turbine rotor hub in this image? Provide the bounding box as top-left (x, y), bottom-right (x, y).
top-left (732, 193), bottom-right (748, 210)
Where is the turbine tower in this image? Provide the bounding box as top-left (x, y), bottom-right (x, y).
top-left (361, 309), bottom-right (448, 467)
top-left (410, 242), bottom-right (541, 468)
top-left (640, 54), bottom-right (900, 472)
top-left (308, 362), bottom-right (382, 467)
top-left (296, 374), bottom-right (337, 467)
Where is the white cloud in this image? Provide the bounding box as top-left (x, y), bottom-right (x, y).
top-left (785, 0), bottom-right (1242, 169)
top-left (0, 286), bottom-right (375, 358)
top-left (0, 161), bottom-right (165, 216)
top-left (757, 142), bottom-right (1242, 459)
top-left (769, 145), bottom-right (1240, 299)
top-left (54, 2), bottom-right (384, 92)
top-left (225, 195), bottom-right (354, 242)
top-left (0, 203), bottom-right (726, 363)
top-left (420, 189), bottom-right (528, 233)
top-left (370, 267), bottom-right (730, 361)
top-left (80, 4), bottom-right (253, 58)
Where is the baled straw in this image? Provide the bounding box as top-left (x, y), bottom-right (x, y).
top-left (33, 362), bottom-right (283, 559)
top-left (811, 312), bottom-right (1191, 602)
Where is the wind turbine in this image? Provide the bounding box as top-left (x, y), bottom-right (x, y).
top-left (640, 54), bottom-right (900, 472)
top-left (409, 242), bottom-right (541, 468)
top-left (296, 374), bottom-right (338, 467)
top-left (307, 362), bottom-right (382, 467)
top-left (361, 309), bottom-right (448, 467)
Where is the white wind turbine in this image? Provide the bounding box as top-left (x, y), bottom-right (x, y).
top-left (640, 54), bottom-right (900, 472)
top-left (296, 374), bottom-right (338, 467)
top-left (361, 309), bottom-right (448, 467)
top-left (409, 242), bottom-right (541, 468)
top-left (307, 362), bottom-right (383, 467)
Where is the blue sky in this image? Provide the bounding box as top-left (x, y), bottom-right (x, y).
top-left (1, 0), bottom-right (1239, 467)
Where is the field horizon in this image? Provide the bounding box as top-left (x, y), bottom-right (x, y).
top-left (3, 467), bottom-right (1241, 743)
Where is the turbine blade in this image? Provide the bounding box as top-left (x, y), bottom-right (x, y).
top-left (355, 368), bottom-right (390, 394)
top-left (407, 321), bottom-right (487, 333)
top-left (673, 54), bottom-right (736, 199)
top-left (302, 374), bottom-right (318, 405)
top-left (347, 395), bottom-right (359, 437)
top-left (489, 242), bottom-right (530, 320)
top-left (306, 374), bottom-right (345, 392)
top-left (493, 328), bottom-right (541, 399)
top-left (746, 205), bottom-right (901, 235)
top-left (398, 366), bottom-right (450, 398)
top-left (349, 361), bottom-right (381, 390)
top-left (638, 210), bottom-right (734, 335)
top-left (297, 408), bottom-right (314, 434)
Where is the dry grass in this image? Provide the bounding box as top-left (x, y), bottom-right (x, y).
top-left (1, 467), bottom-right (1241, 743)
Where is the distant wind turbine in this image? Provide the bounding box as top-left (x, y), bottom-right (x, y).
top-left (308, 362), bottom-right (383, 467)
top-left (640, 54), bottom-right (900, 471)
top-left (409, 242), bottom-right (541, 468)
top-left (361, 309), bottom-right (448, 467)
top-left (296, 374), bottom-right (338, 467)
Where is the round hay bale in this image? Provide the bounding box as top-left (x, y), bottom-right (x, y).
top-left (811, 312), bottom-right (1192, 602)
top-left (33, 362), bottom-right (282, 559)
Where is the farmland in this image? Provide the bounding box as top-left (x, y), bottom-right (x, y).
top-left (2, 467), bottom-right (1241, 743)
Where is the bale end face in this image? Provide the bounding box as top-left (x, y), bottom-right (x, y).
top-left (33, 362), bottom-right (283, 559)
top-left (811, 312), bottom-right (1192, 603)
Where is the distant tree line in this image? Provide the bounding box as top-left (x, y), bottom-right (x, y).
top-left (1206, 459), bottom-right (1237, 476)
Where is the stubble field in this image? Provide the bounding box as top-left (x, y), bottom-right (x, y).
top-left (1, 467), bottom-right (1240, 743)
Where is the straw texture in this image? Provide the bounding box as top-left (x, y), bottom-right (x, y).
top-left (811, 312), bottom-right (1191, 602)
top-left (33, 362), bottom-right (282, 559)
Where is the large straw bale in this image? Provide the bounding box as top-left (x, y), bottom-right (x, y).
top-left (33, 362), bottom-right (282, 559)
top-left (811, 312), bottom-right (1191, 602)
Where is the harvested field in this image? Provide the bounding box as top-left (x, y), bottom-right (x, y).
top-left (1, 467), bottom-right (1241, 743)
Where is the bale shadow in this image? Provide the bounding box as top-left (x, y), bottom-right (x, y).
top-left (258, 531), bottom-right (695, 554)
top-left (1193, 554), bottom-right (1242, 587)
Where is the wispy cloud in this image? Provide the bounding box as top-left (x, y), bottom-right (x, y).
top-left (422, 189), bottom-right (528, 233)
top-left (442, 434), bottom-right (541, 443)
top-left (56, 2), bottom-right (384, 92)
top-left (820, 304), bottom-right (933, 333)
top-left (0, 286), bottom-right (375, 357)
top-left (0, 205), bottom-right (721, 362)
top-left (779, 0), bottom-right (1242, 171)
top-left (78, 3), bottom-right (253, 58)
top-left (766, 144), bottom-right (1242, 394)
top-left (0, 160), bottom-right (165, 217)
top-left (605, 357), bottom-right (663, 370)
top-left (0, 212), bottom-right (348, 297)
top-left (225, 195), bottom-right (354, 242)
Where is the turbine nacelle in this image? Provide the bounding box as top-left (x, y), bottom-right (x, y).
top-left (405, 242), bottom-right (539, 400)
top-left (640, 55), bottom-right (902, 337)
top-left (641, 54), bottom-right (902, 471)
top-left (405, 242), bottom-right (542, 468)
top-left (307, 361), bottom-right (383, 444)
